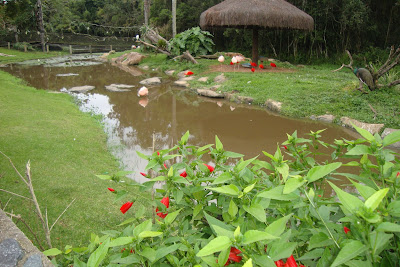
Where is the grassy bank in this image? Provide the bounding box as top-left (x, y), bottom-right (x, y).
top-left (132, 53), bottom-right (400, 129)
top-left (0, 69), bottom-right (147, 249)
top-left (0, 47), bottom-right (67, 64)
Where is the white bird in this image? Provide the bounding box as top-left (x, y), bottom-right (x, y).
top-left (218, 55), bottom-right (225, 63)
top-left (138, 86), bottom-right (148, 97)
top-left (136, 34), bottom-right (140, 40)
top-left (231, 56), bottom-right (238, 64)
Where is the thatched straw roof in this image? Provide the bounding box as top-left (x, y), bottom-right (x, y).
top-left (200, 0), bottom-right (314, 31)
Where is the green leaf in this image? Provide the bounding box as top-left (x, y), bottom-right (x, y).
top-left (388, 201), bottom-right (400, 217)
top-left (193, 204), bottom-right (203, 219)
top-left (351, 123), bottom-right (374, 142)
top-left (228, 199), bottom-right (238, 217)
top-left (165, 209), bottom-right (182, 225)
top-left (258, 185), bottom-right (299, 201)
top-left (117, 217), bottom-right (136, 226)
top-left (308, 232), bottom-right (334, 250)
top-left (268, 242), bottom-right (297, 261)
top-left (331, 240), bottom-right (366, 267)
top-left (110, 254), bottom-right (141, 265)
top-left (217, 247), bottom-right (230, 267)
top-left (224, 151), bottom-right (244, 158)
top-left (216, 135), bottom-right (223, 151)
top-left (348, 179), bottom-right (376, 200)
top-left (73, 256), bottom-right (87, 267)
top-left (243, 183), bottom-right (256, 194)
top-left (207, 184), bottom-right (240, 196)
top-left (328, 182), bottom-right (363, 213)
top-left (253, 255), bottom-right (276, 267)
top-left (243, 258), bottom-right (253, 267)
top-left (139, 231), bottom-right (163, 238)
top-left (243, 230), bottom-right (279, 244)
top-left (377, 222), bottom-right (400, 232)
top-left (196, 236), bottom-right (232, 257)
top-left (243, 203), bottom-right (266, 222)
top-left (180, 130), bottom-right (190, 145)
top-left (283, 177), bottom-right (306, 194)
top-left (113, 190), bottom-right (128, 203)
top-left (382, 130), bottom-right (400, 147)
top-left (145, 159), bottom-right (158, 171)
top-left (297, 248), bottom-right (324, 260)
top-left (346, 145), bottom-right (370, 156)
top-left (276, 163), bottom-right (289, 181)
top-left (167, 166), bottom-right (174, 177)
top-left (136, 150), bottom-right (149, 160)
top-left (138, 247), bottom-right (156, 262)
top-left (204, 212), bottom-right (235, 237)
top-left (236, 156), bottom-right (258, 172)
top-left (87, 239), bottom-right (110, 267)
top-left (43, 248), bottom-right (62, 256)
top-left (212, 172), bottom-right (233, 184)
top-left (306, 162), bottom-right (342, 183)
top-left (344, 260), bottom-right (373, 267)
top-left (108, 237), bottom-right (133, 247)
top-left (364, 188), bottom-right (389, 211)
top-left (154, 244), bottom-right (180, 263)
top-left (95, 175), bottom-right (111, 180)
top-left (369, 231), bottom-right (393, 256)
top-left (133, 219), bottom-right (152, 238)
top-left (265, 214), bottom-right (292, 237)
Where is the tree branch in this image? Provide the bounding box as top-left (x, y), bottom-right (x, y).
top-left (0, 188), bottom-right (33, 202)
top-left (137, 40), bottom-right (171, 56)
top-left (332, 50), bottom-right (354, 72)
top-left (50, 198), bottom-right (76, 232)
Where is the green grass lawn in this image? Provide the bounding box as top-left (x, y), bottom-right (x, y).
top-left (0, 47), bottom-right (67, 64)
top-left (0, 70), bottom-right (148, 250)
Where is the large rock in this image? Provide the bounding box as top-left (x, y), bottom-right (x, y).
top-left (105, 85), bottom-right (131, 92)
top-left (112, 52), bottom-right (146, 66)
top-left (197, 89), bottom-right (225, 98)
top-left (340, 117), bottom-right (384, 135)
top-left (310, 114), bottom-right (335, 123)
top-left (139, 77), bottom-right (161, 86)
top-left (165, 70), bottom-right (175, 76)
top-left (179, 76), bottom-right (195, 81)
top-left (214, 73), bottom-right (227, 83)
top-left (265, 99), bottom-right (282, 113)
top-left (381, 128), bottom-right (400, 148)
top-left (68, 85), bottom-right (95, 93)
top-left (0, 239), bottom-right (24, 267)
top-left (174, 81), bottom-right (189, 88)
top-left (198, 77), bottom-right (209, 82)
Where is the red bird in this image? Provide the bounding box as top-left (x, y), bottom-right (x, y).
top-left (251, 68), bottom-right (255, 72)
top-left (259, 64), bottom-right (264, 69)
top-left (270, 62), bottom-right (277, 68)
top-left (250, 62), bottom-right (257, 67)
top-left (185, 71), bottom-right (194, 76)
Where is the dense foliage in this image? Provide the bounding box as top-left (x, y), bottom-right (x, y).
top-left (47, 127), bottom-right (400, 266)
top-left (168, 27), bottom-right (215, 56)
top-left (1, 0), bottom-right (399, 62)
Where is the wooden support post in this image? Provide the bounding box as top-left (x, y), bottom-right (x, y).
top-left (110, 45), bottom-right (113, 51)
top-left (8, 42), bottom-right (11, 50)
top-left (69, 45), bottom-right (72, 55)
top-left (89, 45), bottom-right (92, 54)
top-left (252, 28), bottom-right (259, 65)
top-left (24, 44), bottom-right (27, 52)
top-left (46, 45), bottom-right (49, 53)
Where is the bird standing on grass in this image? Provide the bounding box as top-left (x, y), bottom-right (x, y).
top-left (353, 67), bottom-right (375, 90)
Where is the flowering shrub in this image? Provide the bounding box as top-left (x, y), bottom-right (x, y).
top-left (48, 125), bottom-right (400, 266)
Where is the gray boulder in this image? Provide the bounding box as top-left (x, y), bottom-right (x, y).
top-left (140, 77), bottom-right (161, 85)
top-left (68, 85), bottom-right (95, 93)
top-left (340, 117), bottom-right (384, 135)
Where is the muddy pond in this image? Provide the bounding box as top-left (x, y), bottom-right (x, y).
top-left (3, 54), bottom-right (358, 184)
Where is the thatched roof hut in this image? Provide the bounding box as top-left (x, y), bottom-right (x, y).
top-left (200, 0), bottom-right (314, 64)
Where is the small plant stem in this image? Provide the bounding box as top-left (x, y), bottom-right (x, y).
top-left (152, 133), bottom-right (156, 224)
top-left (0, 189), bottom-right (33, 202)
top-left (303, 188), bottom-right (340, 249)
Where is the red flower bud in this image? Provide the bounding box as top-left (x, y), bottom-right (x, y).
top-left (180, 171), bottom-right (187, 177)
top-left (120, 201), bottom-right (133, 214)
top-left (108, 188), bottom-right (115, 192)
top-left (397, 171), bottom-right (400, 177)
top-left (157, 151), bottom-right (160, 156)
top-left (156, 197), bottom-right (170, 218)
top-left (251, 68), bottom-right (255, 72)
top-left (204, 164), bottom-right (214, 172)
top-left (344, 226), bottom-right (350, 234)
top-left (283, 145), bottom-right (288, 150)
top-left (140, 172), bottom-right (147, 177)
top-left (318, 195), bottom-right (322, 197)
top-left (275, 260), bottom-right (285, 267)
top-left (270, 62), bottom-right (277, 68)
top-left (164, 163), bottom-right (167, 169)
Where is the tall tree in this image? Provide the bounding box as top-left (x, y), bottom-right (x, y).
top-left (36, 0), bottom-right (45, 52)
top-left (172, 0), bottom-right (176, 37)
top-left (144, 0), bottom-right (150, 25)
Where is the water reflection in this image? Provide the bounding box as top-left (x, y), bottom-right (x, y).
top-left (4, 56), bottom-right (358, 184)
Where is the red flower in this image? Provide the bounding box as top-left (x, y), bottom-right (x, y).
top-left (180, 171), bottom-right (187, 177)
top-left (164, 163), bottom-right (167, 169)
top-left (397, 172), bottom-right (400, 177)
top-left (251, 68), bottom-right (255, 72)
top-left (283, 145), bottom-right (288, 150)
top-left (204, 164), bottom-right (214, 172)
top-left (140, 172), bottom-right (147, 177)
top-left (286, 255), bottom-right (298, 267)
top-left (259, 64), bottom-right (264, 69)
top-left (250, 62), bottom-right (257, 67)
top-left (270, 62), bottom-right (277, 68)
top-left (108, 187), bottom-right (115, 192)
top-left (120, 201), bottom-right (133, 214)
top-left (185, 71), bottom-right (194, 76)
top-left (156, 197), bottom-right (170, 218)
top-left (230, 62), bottom-right (234, 65)
top-left (225, 247), bottom-right (242, 266)
top-left (275, 260), bottom-right (285, 267)
top-left (157, 151), bottom-right (160, 156)
top-left (318, 195), bottom-right (322, 197)
top-left (344, 226), bottom-right (350, 234)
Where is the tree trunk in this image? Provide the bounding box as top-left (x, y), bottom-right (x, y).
top-left (36, 0), bottom-right (46, 52)
top-left (144, 0), bottom-right (150, 25)
top-left (172, 0), bottom-right (177, 37)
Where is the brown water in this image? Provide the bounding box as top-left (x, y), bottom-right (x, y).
top-left (3, 55), bottom-right (358, 183)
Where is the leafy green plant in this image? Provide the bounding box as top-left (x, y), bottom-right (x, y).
top-left (168, 27), bottom-right (215, 56)
top-left (49, 127), bottom-right (400, 266)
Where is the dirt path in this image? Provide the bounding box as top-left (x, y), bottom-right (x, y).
top-left (207, 64), bottom-right (296, 73)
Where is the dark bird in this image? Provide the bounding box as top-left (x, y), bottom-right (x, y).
top-left (353, 68), bottom-right (375, 90)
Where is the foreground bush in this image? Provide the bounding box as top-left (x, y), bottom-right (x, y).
top-left (48, 126), bottom-right (400, 267)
